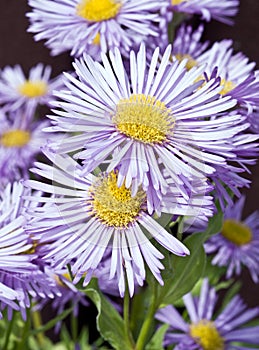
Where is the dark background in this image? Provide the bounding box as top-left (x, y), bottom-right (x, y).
top-left (0, 0), bottom-right (258, 308)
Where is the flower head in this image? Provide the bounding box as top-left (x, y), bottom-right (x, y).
top-left (0, 182), bottom-right (59, 319)
top-left (27, 0), bottom-right (168, 58)
top-left (47, 44), bottom-right (242, 213)
top-left (24, 148), bottom-right (214, 297)
top-left (199, 40), bottom-right (259, 110)
top-left (204, 196), bottom-right (259, 283)
top-left (0, 108), bottom-right (57, 186)
top-left (0, 63), bottom-right (63, 114)
top-left (170, 0), bottom-right (239, 25)
top-left (156, 278), bottom-right (259, 349)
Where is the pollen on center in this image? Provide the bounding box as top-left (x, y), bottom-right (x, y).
top-left (221, 219), bottom-right (253, 246)
top-left (1, 129), bottom-right (31, 148)
top-left (76, 0), bottom-right (121, 22)
top-left (18, 80), bottom-right (48, 98)
top-left (113, 94), bottom-right (174, 144)
top-left (89, 171), bottom-right (146, 228)
top-left (190, 320), bottom-right (224, 350)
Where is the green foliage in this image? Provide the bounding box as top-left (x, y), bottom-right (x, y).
top-left (83, 280), bottom-right (133, 350)
top-left (156, 231), bottom-right (207, 307)
top-left (145, 324), bottom-right (169, 350)
top-left (154, 210), bottom-right (224, 307)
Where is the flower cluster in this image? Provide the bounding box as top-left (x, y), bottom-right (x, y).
top-left (0, 0), bottom-right (259, 349)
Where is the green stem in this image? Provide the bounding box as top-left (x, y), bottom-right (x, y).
top-left (17, 309), bottom-right (31, 350)
top-left (123, 284), bottom-right (135, 348)
top-left (168, 12), bottom-right (187, 43)
top-left (70, 309), bottom-right (78, 343)
top-left (135, 284), bottom-right (158, 350)
top-left (3, 311), bottom-right (16, 350)
top-left (32, 309), bottom-right (45, 348)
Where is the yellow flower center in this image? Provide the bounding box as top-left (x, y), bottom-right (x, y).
top-left (219, 79), bottom-right (236, 95)
top-left (1, 129), bottom-right (31, 148)
top-left (190, 320), bottom-right (224, 350)
top-left (90, 171), bottom-right (146, 228)
top-left (18, 80), bottom-right (48, 98)
top-left (113, 94), bottom-right (174, 144)
top-left (76, 0), bottom-right (121, 22)
top-left (221, 219), bottom-right (253, 246)
top-left (174, 54), bottom-right (198, 71)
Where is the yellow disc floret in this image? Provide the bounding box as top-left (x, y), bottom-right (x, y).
top-left (221, 219), bottom-right (253, 246)
top-left (174, 54), bottom-right (198, 71)
top-left (219, 79), bottom-right (236, 95)
top-left (90, 171), bottom-right (146, 228)
top-left (113, 94), bottom-right (174, 144)
top-left (190, 320), bottom-right (224, 350)
top-left (18, 80), bottom-right (48, 98)
top-left (76, 0), bottom-right (121, 22)
top-left (1, 129), bottom-right (31, 148)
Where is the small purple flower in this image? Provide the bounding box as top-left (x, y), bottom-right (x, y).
top-left (156, 278), bottom-right (259, 349)
top-left (24, 148), bottom-right (214, 297)
top-left (0, 63), bottom-right (63, 114)
top-left (27, 0), bottom-right (168, 58)
top-left (199, 40), bottom-right (259, 111)
top-left (169, 0), bottom-right (239, 25)
top-left (0, 108), bottom-right (57, 185)
top-left (204, 196), bottom-right (259, 283)
top-left (0, 182), bottom-right (60, 319)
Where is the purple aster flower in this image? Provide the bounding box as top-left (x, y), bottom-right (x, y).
top-left (156, 278), bottom-right (259, 349)
top-left (45, 44), bottom-right (241, 213)
top-left (198, 40), bottom-right (259, 111)
top-left (159, 25), bottom-right (259, 114)
top-left (169, 0), bottom-right (239, 25)
top-left (0, 63), bottom-right (63, 115)
top-left (0, 107), bottom-right (57, 186)
top-left (27, 0), bottom-right (168, 58)
top-left (24, 147), bottom-right (214, 297)
top-left (204, 196), bottom-right (259, 283)
top-left (209, 124), bottom-right (259, 208)
top-left (0, 182), bottom-right (60, 320)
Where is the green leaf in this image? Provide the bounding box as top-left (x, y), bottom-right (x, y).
top-left (145, 324), bottom-right (169, 350)
top-left (156, 231), bottom-right (206, 307)
top-left (84, 280), bottom-right (133, 350)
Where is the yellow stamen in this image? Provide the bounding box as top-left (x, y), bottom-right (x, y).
top-left (174, 54), bottom-right (198, 71)
top-left (1, 129), bottom-right (30, 148)
top-left (113, 94), bottom-right (174, 144)
top-left (76, 0), bottom-right (121, 22)
top-left (221, 219), bottom-right (252, 246)
top-left (89, 171), bottom-right (146, 228)
top-left (219, 79), bottom-right (236, 95)
top-left (190, 320), bottom-right (224, 350)
top-left (18, 80), bottom-right (48, 98)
